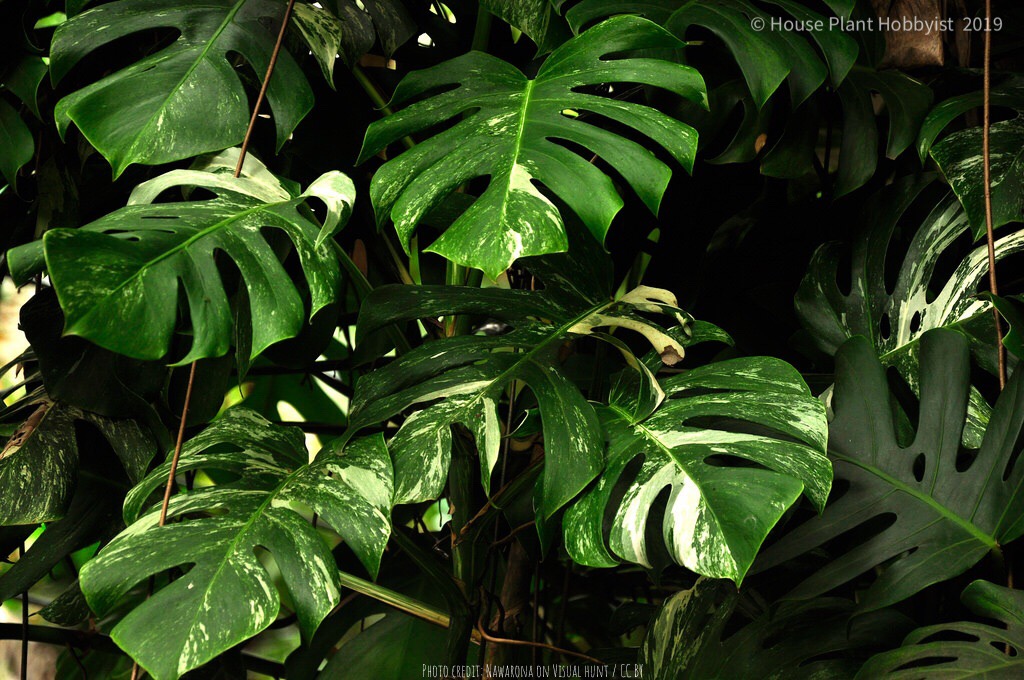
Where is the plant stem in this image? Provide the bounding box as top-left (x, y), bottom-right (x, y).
top-left (982, 0), bottom-right (1006, 391)
top-left (139, 2), bottom-right (297, 677)
top-left (20, 543), bottom-right (27, 680)
top-left (447, 432), bottom-right (485, 666)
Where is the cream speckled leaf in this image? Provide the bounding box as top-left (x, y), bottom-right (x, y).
top-left (481, 0), bottom-right (571, 53)
top-left (291, 2), bottom-right (346, 86)
top-left (6, 150), bottom-right (353, 364)
top-left (79, 409), bottom-right (393, 680)
top-left (932, 117), bottom-right (1024, 240)
top-left (797, 176), bottom-right (1024, 448)
top-left (351, 276), bottom-right (690, 519)
top-left (0, 400), bottom-right (155, 525)
top-left (50, 0), bottom-right (314, 176)
top-left (757, 330), bottom-right (1024, 612)
top-left (564, 355), bottom-right (830, 583)
top-left (357, 15), bottom-right (705, 278)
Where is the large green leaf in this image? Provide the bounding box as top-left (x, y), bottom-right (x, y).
top-left (834, 68), bottom-right (932, 197)
top-left (563, 354), bottom-right (830, 583)
top-left (6, 149), bottom-right (354, 364)
top-left (932, 117), bottom-right (1024, 240)
top-left (857, 580), bottom-right (1024, 678)
top-left (563, 0), bottom-right (857, 106)
top-left (350, 263), bottom-right (690, 519)
top-left (641, 579), bottom-right (913, 679)
top-left (50, 0), bottom-right (314, 175)
top-left (79, 409), bottom-right (393, 680)
top-left (0, 400), bottom-right (155, 525)
top-left (796, 176), bottom-right (1024, 447)
top-left (357, 15), bottom-right (705, 278)
top-left (757, 329), bottom-right (1024, 612)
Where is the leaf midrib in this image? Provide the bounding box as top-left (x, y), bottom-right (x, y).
top-left (122, 0), bottom-right (250, 168)
top-left (166, 453), bottom-right (333, 674)
top-left (64, 196), bottom-right (293, 334)
top-left (835, 453), bottom-right (1000, 549)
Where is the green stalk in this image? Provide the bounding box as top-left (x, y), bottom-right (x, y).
top-left (337, 570), bottom-right (452, 630)
top-left (446, 431), bottom-right (487, 663)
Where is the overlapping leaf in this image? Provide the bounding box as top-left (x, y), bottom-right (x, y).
top-left (757, 329), bottom-right (1024, 612)
top-left (564, 354), bottom-right (830, 583)
top-left (641, 579), bottom-right (912, 679)
top-left (857, 581), bottom-right (1024, 678)
top-left (292, 0), bottom-right (416, 84)
top-left (6, 149), bottom-right (354, 364)
top-left (357, 16), bottom-right (706, 278)
top-left (0, 399), bottom-right (154, 525)
top-left (350, 270), bottom-right (691, 520)
top-left (559, 0), bottom-right (857, 107)
top-left (50, 0), bottom-right (315, 175)
top-left (482, 0), bottom-right (571, 53)
top-left (797, 176), bottom-right (1024, 447)
top-left (79, 409), bottom-right (393, 680)
top-left (933, 117), bottom-right (1024, 239)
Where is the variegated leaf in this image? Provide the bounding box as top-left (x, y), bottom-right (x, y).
top-left (480, 0), bottom-right (571, 53)
top-left (797, 176), bottom-right (1024, 447)
top-left (0, 400), bottom-right (155, 525)
top-left (932, 117), bottom-right (1024, 239)
top-left (564, 356), bottom-right (830, 583)
top-left (357, 16), bottom-right (705, 278)
top-left (50, 0), bottom-right (314, 175)
top-left (6, 149), bottom-right (354, 365)
top-left (79, 409), bottom-right (393, 680)
top-left (351, 278), bottom-right (690, 519)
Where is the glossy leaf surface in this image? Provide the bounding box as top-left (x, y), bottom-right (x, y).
top-left (358, 16), bottom-right (705, 277)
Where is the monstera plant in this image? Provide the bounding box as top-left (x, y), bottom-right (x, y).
top-left (0, 0), bottom-right (1021, 678)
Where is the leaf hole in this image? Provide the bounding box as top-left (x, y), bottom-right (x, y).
top-left (912, 452), bottom-right (925, 482)
top-left (909, 311), bottom-right (921, 333)
top-left (879, 312), bottom-right (891, 341)
top-left (993, 641), bottom-right (1019, 656)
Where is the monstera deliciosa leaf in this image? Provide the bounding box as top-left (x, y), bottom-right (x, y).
top-left (357, 16), bottom-right (706, 278)
top-left (350, 249), bottom-right (691, 519)
top-left (0, 399), bottom-right (155, 525)
top-left (757, 329), bottom-right (1024, 612)
top-left (641, 579), bottom-right (912, 680)
top-left (6, 149), bottom-right (354, 364)
top-left (50, 0), bottom-right (315, 175)
top-left (857, 581), bottom-right (1024, 678)
top-left (932, 117), bottom-right (1024, 239)
top-left (558, 0), bottom-right (857, 107)
top-left (797, 176), bottom-right (1024, 447)
top-left (79, 409), bottom-right (393, 680)
top-left (563, 353), bottom-right (830, 583)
